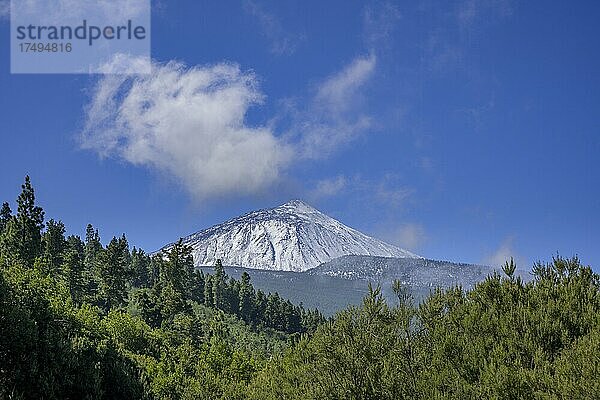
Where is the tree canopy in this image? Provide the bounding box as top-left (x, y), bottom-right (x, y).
top-left (1, 176), bottom-right (598, 399)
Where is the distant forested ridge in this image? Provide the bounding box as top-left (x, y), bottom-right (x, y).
top-left (1, 176), bottom-right (599, 399)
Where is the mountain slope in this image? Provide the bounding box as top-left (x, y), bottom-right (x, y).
top-left (164, 200), bottom-right (420, 272)
top-left (199, 256), bottom-right (495, 315)
top-left (309, 255), bottom-right (493, 289)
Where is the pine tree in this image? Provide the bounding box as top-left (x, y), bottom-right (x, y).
top-left (265, 293), bottom-right (285, 331)
top-left (161, 239), bottom-right (194, 296)
top-left (392, 279), bottom-right (412, 306)
top-left (148, 255), bottom-right (162, 287)
top-left (158, 282), bottom-right (188, 323)
top-left (190, 269), bottom-right (205, 304)
top-left (0, 202), bottom-right (11, 234)
top-left (84, 224), bottom-right (102, 268)
top-left (502, 257), bottom-right (517, 279)
top-left (82, 224), bottom-right (102, 303)
top-left (130, 247), bottom-right (151, 288)
top-left (253, 289), bottom-right (267, 325)
top-left (212, 259), bottom-right (227, 311)
top-left (283, 300), bottom-right (302, 333)
top-left (238, 272), bottom-right (255, 323)
top-left (2, 176), bottom-right (45, 265)
top-left (42, 219), bottom-right (67, 273)
top-left (204, 275), bottom-right (214, 307)
top-left (134, 288), bottom-right (162, 328)
top-left (63, 235), bottom-right (85, 304)
top-left (97, 235), bottom-right (130, 310)
top-left (228, 277), bottom-right (240, 315)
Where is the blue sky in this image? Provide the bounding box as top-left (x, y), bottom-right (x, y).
top-left (0, 1), bottom-right (599, 270)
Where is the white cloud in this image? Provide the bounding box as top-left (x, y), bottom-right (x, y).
top-left (244, 0), bottom-right (303, 56)
top-left (315, 54), bottom-right (376, 114)
top-left (13, 0), bottom-right (147, 24)
top-left (384, 223), bottom-right (427, 251)
top-left (307, 174), bottom-right (415, 220)
top-left (363, 2), bottom-right (401, 49)
top-left (483, 237), bottom-right (525, 269)
top-left (418, 0), bottom-right (513, 74)
top-left (91, 53), bottom-right (151, 74)
top-left (296, 54), bottom-right (377, 158)
top-left (345, 172), bottom-right (415, 209)
top-left (82, 53), bottom-right (379, 201)
top-left (309, 176), bottom-right (347, 199)
top-left (341, 174), bottom-right (414, 210)
top-left (81, 60), bottom-right (293, 201)
top-left (458, 0), bottom-right (513, 30)
top-left (374, 184), bottom-right (414, 209)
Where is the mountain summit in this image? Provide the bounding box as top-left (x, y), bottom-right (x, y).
top-left (163, 200), bottom-right (420, 272)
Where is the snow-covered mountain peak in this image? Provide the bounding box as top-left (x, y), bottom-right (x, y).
top-left (277, 199), bottom-right (318, 213)
top-left (271, 200), bottom-right (336, 223)
top-left (164, 200), bottom-right (421, 272)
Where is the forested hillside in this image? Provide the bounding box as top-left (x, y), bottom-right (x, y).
top-left (0, 177), bottom-right (323, 399)
top-left (1, 177), bottom-right (599, 399)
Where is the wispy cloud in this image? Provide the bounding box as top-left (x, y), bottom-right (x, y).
top-left (363, 2), bottom-right (401, 50)
top-left (379, 223), bottom-right (427, 252)
top-left (374, 182), bottom-right (414, 207)
top-left (81, 54), bottom-right (379, 202)
top-left (457, 0), bottom-right (513, 30)
top-left (315, 55), bottom-right (376, 115)
top-left (483, 236), bottom-right (526, 269)
top-left (455, 92), bottom-right (496, 131)
top-left (419, 0), bottom-right (513, 73)
top-left (308, 173), bottom-right (414, 211)
top-left (11, 0), bottom-right (147, 24)
top-left (305, 173), bottom-right (420, 251)
top-left (294, 54), bottom-right (377, 158)
top-left (244, 0), bottom-right (304, 56)
top-left (423, 33), bottom-right (464, 73)
top-left (91, 53), bottom-right (151, 74)
top-left (81, 60), bottom-right (293, 201)
top-left (316, 173), bottom-right (422, 251)
top-left (309, 176), bottom-right (347, 200)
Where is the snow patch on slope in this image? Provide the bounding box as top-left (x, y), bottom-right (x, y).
top-left (164, 200), bottom-right (420, 272)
